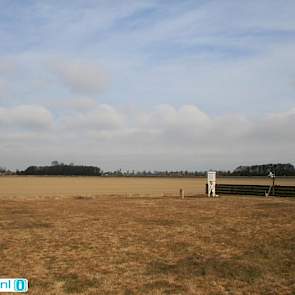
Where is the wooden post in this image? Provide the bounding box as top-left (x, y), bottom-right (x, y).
top-left (180, 188), bottom-right (184, 199)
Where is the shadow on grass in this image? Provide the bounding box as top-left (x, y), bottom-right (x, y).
top-left (29, 278), bottom-right (51, 289)
top-left (73, 196), bottom-right (94, 200)
top-left (147, 255), bottom-right (261, 283)
top-left (141, 280), bottom-right (187, 294)
top-left (0, 242), bottom-right (8, 251)
top-left (243, 236), bottom-right (295, 275)
top-left (57, 273), bottom-right (99, 294)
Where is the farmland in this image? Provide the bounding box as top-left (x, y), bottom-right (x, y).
top-left (0, 177), bottom-right (295, 294)
top-left (1, 176), bottom-right (295, 199)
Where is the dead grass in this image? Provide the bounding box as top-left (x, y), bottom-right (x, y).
top-left (0, 194), bottom-right (294, 294)
top-left (1, 176), bottom-right (295, 199)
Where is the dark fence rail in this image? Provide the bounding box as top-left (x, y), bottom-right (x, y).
top-left (205, 184), bottom-right (295, 197)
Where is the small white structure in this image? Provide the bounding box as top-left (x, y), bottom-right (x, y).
top-left (207, 171), bottom-right (216, 197)
top-left (265, 171), bottom-right (276, 197)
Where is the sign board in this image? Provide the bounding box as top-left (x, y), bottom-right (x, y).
top-left (207, 171), bottom-right (216, 182)
top-left (207, 171), bottom-right (216, 197)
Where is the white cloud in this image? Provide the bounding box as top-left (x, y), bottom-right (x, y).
top-left (51, 59), bottom-right (108, 95)
top-left (0, 58), bottom-right (17, 75)
top-left (141, 104), bottom-right (210, 128)
top-left (0, 1), bottom-right (295, 169)
top-left (0, 80), bottom-right (8, 100)
top-left (60, 104), bottom-right (124, 131)
top-left (0, 105), bottom-right (53, 129)
top-left (66, 97), bottom-right (98, 111)
top-left (2, 103), bottom-right (294, 170)
top-left (46, 97), bottom-right (98, 111)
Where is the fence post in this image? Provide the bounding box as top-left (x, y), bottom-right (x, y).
top-left (180, 188), bottom-right (184, 199)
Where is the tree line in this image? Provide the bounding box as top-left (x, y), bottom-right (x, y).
top-left (17, 162), bottom-right (102, 176)
top-left (231, 163), bottom-right (295, 176)
top-left (1, 162), bottom-right (295, 176)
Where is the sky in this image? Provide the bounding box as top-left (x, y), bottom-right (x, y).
top-left (0, 0), bottom-right (295, 171)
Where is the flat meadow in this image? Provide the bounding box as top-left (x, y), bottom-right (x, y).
top-left (0, 176), bottom-right (294, 294)
top-left (1, 176), bottom-right (295, 198)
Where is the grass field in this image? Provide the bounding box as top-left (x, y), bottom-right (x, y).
top-left (1, 176), bottom-right (295, 198)
top-left (0, 177), bottom-right (295, 294)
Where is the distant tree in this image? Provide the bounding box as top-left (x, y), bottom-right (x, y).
top-left (21, 164), bottom-right (102, 176)
top-left (232, 163), bottom-right (295, 176)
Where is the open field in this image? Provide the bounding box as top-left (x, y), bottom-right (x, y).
top-left (0, 195), bottom-right (294, 294)
top-left (0, 177), bottom-right (295, 294)
top-left (1, 176), bottom-right (295, 198)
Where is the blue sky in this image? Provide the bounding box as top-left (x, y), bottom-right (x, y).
top-left (0, 0), bottom-right (295, 170)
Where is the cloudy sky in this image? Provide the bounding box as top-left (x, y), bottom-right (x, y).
top-left (0, 0), bottom-right (295, 171)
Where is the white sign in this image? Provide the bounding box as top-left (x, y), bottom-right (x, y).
top-left (207, 171), bottom-right (216, 197)
top-left (207, 171), bottom-right (216, 182)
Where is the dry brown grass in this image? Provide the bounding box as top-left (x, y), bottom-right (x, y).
top-left (0, 192), bottom-right (294, 294)
top-left (1, 176), bottom-right (295, 198)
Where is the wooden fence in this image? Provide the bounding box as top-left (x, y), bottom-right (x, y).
top-left (205, 184), bottom-right (295, 197)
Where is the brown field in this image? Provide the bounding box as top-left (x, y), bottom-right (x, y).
top-left (1, 176), bottom-right (295, 198)
top-left (0, 177), bottom-right (295, 294)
